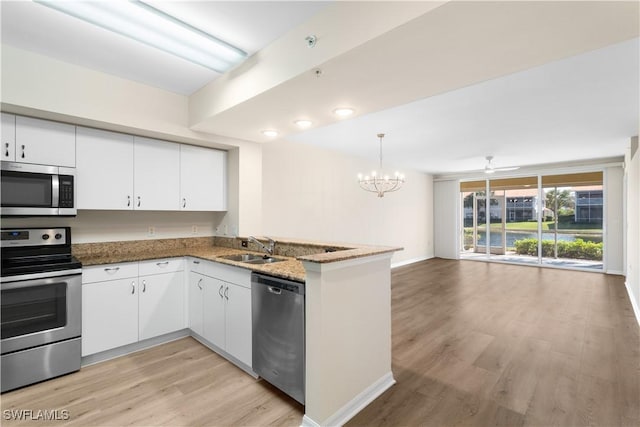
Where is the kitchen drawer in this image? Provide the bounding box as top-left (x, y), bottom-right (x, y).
top-left (82, 262), bottom-right (139, 284)
top-left (207, 262), bottom-right (252, 289)
top-left (187, 257), bottom-right (206, 274)
top-left (139, 258), bottom-right (184, 276)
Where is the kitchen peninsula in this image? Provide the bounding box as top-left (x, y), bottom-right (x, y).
top-left (74, 236), bottom-right (401, 427)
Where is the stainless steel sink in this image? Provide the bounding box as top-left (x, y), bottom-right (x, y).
top-left (221, 253), bottom-right (285, 265)
top-left (221, 253), bottom-right (264, 262)
top-left (245, 257), bottom-right (285, 265)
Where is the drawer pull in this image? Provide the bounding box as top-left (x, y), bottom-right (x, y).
top-left (193, 260), bottom-right (200, 264)
top-left (156, 261), bottom-right (169, 267)
top-left (104, 267), bottom-right (120, 273)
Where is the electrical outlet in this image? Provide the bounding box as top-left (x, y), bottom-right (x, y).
top-left (192, 225), bottom-right (198, 234)
top-left (148, 226), bottom-right (155, 237)
top-left (241, 240), bottom-right (248, 248)
top-left (223, 224), bottom-right (228, 235)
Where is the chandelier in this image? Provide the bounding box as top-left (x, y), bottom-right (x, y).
top-left (357, 133), bottom-right (405, 197)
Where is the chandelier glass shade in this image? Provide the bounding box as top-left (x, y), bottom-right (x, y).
top-left (358, 133), bottom-right (405, 198)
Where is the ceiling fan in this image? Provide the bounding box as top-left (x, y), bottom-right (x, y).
top-left (484, 156), bottom-right (520, 174)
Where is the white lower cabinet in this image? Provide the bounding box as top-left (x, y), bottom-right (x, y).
top-left (82, 277), bottom-right (138, 356)
top-left (188, 259), bottom-right (252, 367)
top-left (82, 259), bottom-right (185, 357)
top-left (139, 270), bottom-right (185, 340)
top-left (223, 282), bottom-right (252, 366)
top-left (202, 278), bottom-right (226, 349)
top-left (188, 272), bottom-right (206, 337)
top-left (82, 257), bottom-right (250, 368)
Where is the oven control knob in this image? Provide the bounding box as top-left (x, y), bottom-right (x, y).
top-left (42, 234), bottom-right (50, 240)
top-left (55, 233), bottom-right (62, 240)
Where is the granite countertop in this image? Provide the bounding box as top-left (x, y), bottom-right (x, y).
top-left (73, 237), bottom-right (402, 283)
top-left (75, 246), bottom-right (307, 283)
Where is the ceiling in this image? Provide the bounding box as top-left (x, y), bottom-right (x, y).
top-left (0, 1), bottom-right (328, 94)
top-left (1, 1), bottom-right (639, 175)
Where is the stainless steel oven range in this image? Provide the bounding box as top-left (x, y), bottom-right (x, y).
top-left (1, 227), bottom-right (82, 393)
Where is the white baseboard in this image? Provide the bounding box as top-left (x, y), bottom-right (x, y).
top-left (81, 329), bottom-right (189, 367)
top-left (301, 372), bottom-right (396, 427)
top-left (391, 256), bottom-right (432, 269)
top-left (625, 280), bottom-right (640, 327)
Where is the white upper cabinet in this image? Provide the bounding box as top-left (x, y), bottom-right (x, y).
top-left (1, 113), bottom-right (16, 161)
top-left (180, 144), bottom-right (227, 211)
top-left (75, 124), bottom-right (227, 212)
top-left (134, 136), bottom-right (180, 211)
top-left (77, 127), bottom-right (134, 210)
top-left (15, 116), bottom-right (75, 167)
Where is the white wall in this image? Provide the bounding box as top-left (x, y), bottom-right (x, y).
top-left (625, 136), bottom-right (640, 323)
top-left (605, 166), bottom-right (624, 274)
top-left (261, 139), bottom-right (433, 266)
top-left (433, 180), bottom-right (460, 259)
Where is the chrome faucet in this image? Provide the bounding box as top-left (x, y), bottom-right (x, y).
top-left (248, 236), bottom-right (276, 256)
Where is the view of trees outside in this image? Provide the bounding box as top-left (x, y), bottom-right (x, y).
top-left (461, 172), bottom-right (604, 269)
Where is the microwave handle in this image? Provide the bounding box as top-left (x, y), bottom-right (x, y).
top-left (51, 175), bottom-right (59, 208)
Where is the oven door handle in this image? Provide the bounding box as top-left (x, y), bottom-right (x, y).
top-left (0, 269), bottom-right (83, 285)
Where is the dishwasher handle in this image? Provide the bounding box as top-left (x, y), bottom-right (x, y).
top-left (267, 286), bottom-right (282, 295)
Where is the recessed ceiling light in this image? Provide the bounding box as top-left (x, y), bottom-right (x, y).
top-left (333, 108), bottom-right (355, 117)
top-left (294, 120), bottom-right (313, 128)
top-left (262, 130), bottom-right (279, 137)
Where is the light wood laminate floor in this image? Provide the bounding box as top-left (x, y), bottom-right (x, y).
top-left (2, 259), bottom-right (638, 426)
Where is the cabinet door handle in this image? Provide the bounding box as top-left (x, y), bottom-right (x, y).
top-left (142, 279), bottom-right (146, 293)
top-left (182, 198), bottom-right (186, 208)
top-left (21, 144), bottom-right (25, 159)
top-left (193, 260), bottom-right (200, 265)
top-left (104, 267), bottom-right (120, 273)
top-left (127, 195), bottom-right (131, 207)
top-left (4, 143), bottom-right (8, 157)
top-left (224, 286), bottom-right (229, 300)
top-left (156, 261), bottom-right (169, 267)
top-left (219, 285), bottom-right (224, 298)
top-left (197, 278), bottom-right (203, 290)
top-left (137, 196), bottom-right (141, 207)
top-left (131, 282), bottom-right (135, 294)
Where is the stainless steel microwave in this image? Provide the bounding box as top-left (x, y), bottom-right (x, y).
top-left (1, 162), bottom-right (76, 216)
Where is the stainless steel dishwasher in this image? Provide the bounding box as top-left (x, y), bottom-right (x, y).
top-left (252, 273), bottom-right (305, 404)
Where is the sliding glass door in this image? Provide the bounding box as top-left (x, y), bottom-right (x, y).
top-left (459, 172), bottom-right (603, 270)
top-left (541, 172), bottom-right (603, 269)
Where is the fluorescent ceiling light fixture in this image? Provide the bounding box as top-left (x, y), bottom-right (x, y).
top-left (294, 120), bottom-right (313, 128)
top-left (262, 130), bottom-right (279, 137)
top-left (333, 107), bottom-right (355, 117)
top-left (35, 0), bottom-right (247, 73)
